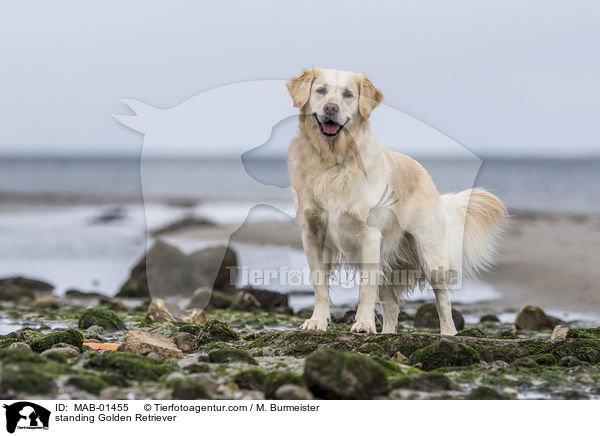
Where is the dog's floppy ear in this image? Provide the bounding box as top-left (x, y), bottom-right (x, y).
top-left (359, 75), bottom-right (383, 118)
top-left (287, 67), bottom-right (316, 108)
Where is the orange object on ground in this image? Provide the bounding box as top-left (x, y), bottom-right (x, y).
top-left (83, 342), bottom-right (121, 350)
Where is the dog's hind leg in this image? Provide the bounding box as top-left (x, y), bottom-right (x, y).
top-left (433, 287), bottom-right (458, 336)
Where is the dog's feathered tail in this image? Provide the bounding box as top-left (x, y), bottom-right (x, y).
top-left (442, 188), bottom-right (508, 279)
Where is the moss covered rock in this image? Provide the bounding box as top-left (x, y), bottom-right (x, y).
top-left (67, 374), bottom-right (112, 395)
top-left (391, 373), bottom-right (453, 392)
top-left (234, 368), bottom-right (270, 391)
top-left (84, 351), bottom-right (174, 381)
top-left (456, 328), bottom-right (487, 338)
top-left (264, 371), bottom-right (305, 399)
top-left (408, 339), bottom-right (480, 371)
top-left (566, 328), bottom-right (600, 339)
top-left (466, 386), bottom-right (508, 400)
top-left (207, 348), bottom-right (257, 365)
top-left (78, 308), bottom-right (127, 332)
top-left (198, 320), bottom-right (241, 343)
top-left (304, 348), bottom-right (389, 399)
top-left (28, 329), bottom-right (84, 353)
top-left (168, 376), bottom-right (211, 399)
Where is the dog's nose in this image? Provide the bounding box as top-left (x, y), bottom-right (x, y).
top-left (324, 103), bottom-right (339, 116)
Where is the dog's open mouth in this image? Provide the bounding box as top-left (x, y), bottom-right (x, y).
top-left (314, 114), bottom-right (344, 137)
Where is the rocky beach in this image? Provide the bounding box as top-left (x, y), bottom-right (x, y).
top-left (1, 211), bottom-right (600, 401)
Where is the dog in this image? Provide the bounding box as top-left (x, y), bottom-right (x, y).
top-left (286, 66), bottom-right (508, 335)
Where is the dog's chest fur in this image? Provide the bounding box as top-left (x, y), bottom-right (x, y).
top-left (292, 140), bottom-right (393, 262)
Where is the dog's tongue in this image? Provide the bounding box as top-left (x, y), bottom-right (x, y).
top-left (322, 122), bottom-right (341, 135)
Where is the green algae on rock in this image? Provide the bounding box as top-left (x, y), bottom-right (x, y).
top-left (304, 348), bottom-right (389, 399)
top-left (198, 319), bottom-right (241, 343)
top-left (84, 351), bottom-right (174, 381)
top-left (78, 307), bottom-right (127, 332)
top-left (28, 329), bottom-right (84, 353)
top-left (456, 328), bottom-right (487, 338)
top-left (390, 373), bottom-right (453, 392)
top-left (408, 339), bottom-right (480, 371)
top-left (207, 348), bottom-right (257, 365)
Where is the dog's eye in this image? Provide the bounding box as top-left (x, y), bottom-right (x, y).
top-left (316, 87), bottom-right (327, 95)
top-left (343, 90), bottom-right (353, 98)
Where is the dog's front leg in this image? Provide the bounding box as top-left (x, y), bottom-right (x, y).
top-left (300, 232), bottom-right (331, 331)
top-left (351, 228), bottom-right (381, 333)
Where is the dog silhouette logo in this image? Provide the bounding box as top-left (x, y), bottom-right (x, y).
top-left (3, 402), bottom-right (50, 433)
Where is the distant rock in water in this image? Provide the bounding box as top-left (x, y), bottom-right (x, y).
top-left (150, 216), bottom-right (215, 236)
top-left (414, 303), bottom-right (465, 331)
top-left (0, 276), bottom-right (54, 302)
top-left (116, 240), bottom-right (237, 298)
top-left (515, 306), bottom-right (561, 331)
top-left (231, 286), bottom-right (292, 314)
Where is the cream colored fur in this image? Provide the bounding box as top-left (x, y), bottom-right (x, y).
top-left (287, 67), bottom-right (508, 335)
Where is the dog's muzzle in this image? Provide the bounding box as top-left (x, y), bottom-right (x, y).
top-left (314, 114), bottom-right (346, 137)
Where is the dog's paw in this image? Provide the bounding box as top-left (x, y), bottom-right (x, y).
top-left (300, 318), bottom-right (328, 331)
top-left (350, 319), bottom-right (376, 334)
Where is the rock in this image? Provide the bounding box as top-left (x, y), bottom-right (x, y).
top-left (479, 314), bottom-right (501, 323)
top-left (197, 319), bottom-right (241, 343)
top-left (551, 325), bottom-right (570, 340)
top-left (408, 339), bottom-right (479, 371)
top-left (234, 369), bottom-right (269, 391)
top-left (231, 290), bottom-right (261, 311)
top-left (566, 327), bottom-right (600, 339)
top-left (515, 306), bottom-right (561, 331)
top-left (28, 329), bottom-right (84, 353)
top-left (78, 307), bottom-right (127, 332)
top-left (391, 373), bottom-right (453, 392)
top-left (187, 287), bottom-right (233, 310)
top-left (13, 328), bottom-right (45, 343)
top-left (231, 287), bottom-right (292, 314)
top-left (466, 386), bottom-right (508, 400)
top-left (32, 296), bottom-right (60, 309)
top-left (116, 241), bottom-right (237, 298)
top-left (99, 297), bottom-right (126, 311)
top-left (174, 332), bottom-right (200, 352)
top-left (68, 374), bottom-right (111, 395)
top-left (304, 348), bottom-right (389, 399)
top-left (264, 372), bottom-right (305, 399)
top-left (392, 351), bottom-right (408, 362)
top-left (332, 310), bottom-right (356, 324)
top-left (207, 348), bottom-right (257, 365)
top-left (456, 328), bottom-right (487, 338)
top-left (120, 330), bottom-right (183, 360)
top-left (189, 373), bottom-right (219, 393)
top-left (487, 360), bottom-right (509, 371)
top-left (9, 342), bottom-right (31, 351)
top-left (357, 342), bottom-right (387, 357)
top-left (65, 289), bottom-right (105, 298)
top-left (274, 384), bottom-right (313, 400)
top-left (85, 325), bottom-right (105, 336)
top-left (42, 343), bottom-right (80, 359)
top-left (146, 298), bottom-right (206, 324)
top-left (151, 216), bottom-right (215, 236)
top-left (511, 358), bottom-right (538, 368)
top-left (414, 303), bottom-right (465, 331)
top-left (84, 351), bottom-right (174, 381)
top-left (0, 276), bottom-right (54, 302)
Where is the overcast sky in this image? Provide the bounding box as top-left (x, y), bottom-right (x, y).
top-left (0, 0), bottom-right (599, 158)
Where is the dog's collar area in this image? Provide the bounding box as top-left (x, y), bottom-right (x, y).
top-left (313, 113), bottom-right (346, 137)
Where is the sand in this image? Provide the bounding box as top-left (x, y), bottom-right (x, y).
top-left (174, 213), bottom-right (600, 321)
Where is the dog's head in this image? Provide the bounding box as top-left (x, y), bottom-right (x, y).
top-left (287, 67), bottom-right (383, 151)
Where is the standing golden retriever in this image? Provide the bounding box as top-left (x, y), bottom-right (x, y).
top-left (287, 66), bottom-right (507, 335)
